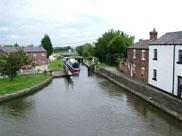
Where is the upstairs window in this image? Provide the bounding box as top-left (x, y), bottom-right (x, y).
top-left (178, 50), bottom-right (182, 64)
top-left (33, 53), bottom-right (37, 57)
top-left (42, 53), bottom-right (45, 56)
top-left (141, 50), bottom-right (145, 60)
top-left (153, 49), bottom-right (157, 60)
top-left (133, 49), bottom-right (136, 59)
top-left (152, 69), bottom-right (157, 81)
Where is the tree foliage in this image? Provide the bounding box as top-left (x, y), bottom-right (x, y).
top-left (0, 49), bottom-right (31, 80)
top-left (41, 34), bottom-right (53, 58)
top-left (76, 43), bottom-right (94, 57)
top-left (94, 29), bottom-right (134, 64)
top-left (106, 35), bottom-right (126, 65)
top-left (54, 46), bottom-right (72, 52)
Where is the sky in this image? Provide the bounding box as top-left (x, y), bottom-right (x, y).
top-left (0, 0), bottom-right (182, 47)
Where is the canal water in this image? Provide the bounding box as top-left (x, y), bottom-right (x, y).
top-left (0, 65), bottom-right (182, 136)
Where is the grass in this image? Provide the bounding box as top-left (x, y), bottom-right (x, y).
top-left (48, 60), bottom-right (63, 70)
top-left (0, 73), bottom-right (49, 96)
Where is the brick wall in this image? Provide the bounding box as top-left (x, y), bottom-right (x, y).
top-left (119, 49), bottom-right (149, 83)
top-left (119, 61), bottom-right (129, 75)
top-left (128, 48), bottom-right (149, 83)
top-left (28, 52), bottom-right (48, 65)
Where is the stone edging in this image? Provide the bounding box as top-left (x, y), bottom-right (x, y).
top-left (95, 68), bottom-right (182, 122)
top-left (0, 76), bottom-right (53, 103)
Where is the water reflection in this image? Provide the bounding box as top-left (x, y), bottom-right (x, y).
top-left (0, 97), bottom-right (34, 118)
top-left (64, 77), bottom-right (74, 90)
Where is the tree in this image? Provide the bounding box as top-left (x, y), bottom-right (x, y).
top-left (76, 45), bottom-right (84, 56)
top-left (94, 29), bottom-right (134, 63)
top-left (76, 43), bottom-right (94, 57)
top-left (0, 49), bottom-right (31, 80)
top-left (41, 34), bottom-right (53, 58)
top-left (106, 35), bottom-right (126, 65)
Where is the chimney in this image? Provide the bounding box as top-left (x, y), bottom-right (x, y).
top-left (39, 44), bottom-right (42, 47)
top-left (31, 44), bottom-right (34, 47)
top-left (150, 28), bottom-right (158, 40)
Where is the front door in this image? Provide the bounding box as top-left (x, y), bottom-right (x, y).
top-left (178, 76), bottom-right (182, 99)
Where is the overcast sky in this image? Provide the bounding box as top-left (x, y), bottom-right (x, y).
top-left (0, 0), bottom-right (182, 47)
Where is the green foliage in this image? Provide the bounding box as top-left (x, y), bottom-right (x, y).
top-left (106, 35), bottom-right (126, 65)
top-left (76, 43), bottom-right (94, 57)
top-left (41, 34), bottom-right (53, 58)
top-left (107, 35), bottom-right (126, 53)
top-left (48, 60), bottom-right (63, 70)
top-left (0, 73), bottom-right (48, 96)
top-left (94, 29), bottom-right (134, 65)
top-left (0, 49), bottom-right (31, 80)
top-left (54, 46), bottom-right (72, 52)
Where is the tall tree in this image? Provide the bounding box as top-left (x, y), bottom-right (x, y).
top-left (41, 34), bottom-right (53, 58)
top-left (94, 29), bottom-right (134, 62)
top-left (0, 49), bottom-right (31, 80)
top-left (106, 35), bottom-right (126, 65)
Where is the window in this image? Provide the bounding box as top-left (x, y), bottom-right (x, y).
top-left (133, 49), bottom-right (136, 59)
top-left (26, 53), bottom-right (28, 56)
top-left (42, 53), bottom-right (45, 56)
top-left (133, 64), bottom-right (136, 74)
top-left (177, 50), bottom-right (182, 64)
top-left (33, 59), bottom-right (37, 64)
top-left (141, 67), bottom-right (145, 77)
top-left (128, 63), bottom-right (130, 70)
top-left (141, 50), bottom-right (145, 60)
top-left (33, 53), bottom-right (37, 57)
top-left (153, 49), bottom-right (157, 60)
top-left (152, 69), bottom-right (157, 81)
top-left (42, 59), bottom-right (45, 64)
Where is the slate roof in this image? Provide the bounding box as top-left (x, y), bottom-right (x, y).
top-left (0, 46), bottom-right (46, 53)
top-left (150, 31), bottom-right (182, 45)
top-left (128, 39), bottom-right (150, 49)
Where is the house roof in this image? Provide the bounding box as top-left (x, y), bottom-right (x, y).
top-left (128, 39), bottom-right (150, 49)
top-left (150, 31), bottom-right (182, 45)
top-left (0, 46), bottom-right (46, 53)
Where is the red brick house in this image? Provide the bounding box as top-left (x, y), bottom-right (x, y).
top-left (0, 45), bottom-right (48, 65)
top-left (119, 29), bottom-right (158, 83)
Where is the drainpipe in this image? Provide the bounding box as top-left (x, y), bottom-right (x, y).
top-left (172, 45), bottom-right (176, 95)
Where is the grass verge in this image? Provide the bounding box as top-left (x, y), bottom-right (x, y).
top-left (48, 60), bottom-right (63, 70)
top-left (0, 73), bottom-right (49, 96)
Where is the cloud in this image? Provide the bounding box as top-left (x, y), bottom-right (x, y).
top-left (1, 0), bottom-right (182, 46)
top-left (0, 27), bottom-right (8, 31)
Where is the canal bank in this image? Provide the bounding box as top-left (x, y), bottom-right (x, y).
top-left (95, 67), bottom-right (182, 122)
top-left (0, 76), bottom-right (53, 103)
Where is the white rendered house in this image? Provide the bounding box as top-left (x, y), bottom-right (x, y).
top-left (149, 31), bottom-right (182, 99)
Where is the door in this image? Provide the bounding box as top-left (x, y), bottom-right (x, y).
top-left (178, 76), bottom-right (182, 99)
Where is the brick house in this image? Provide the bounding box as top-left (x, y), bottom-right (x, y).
top-left (0, 45), bottom-right (48, 65)
top-left (119, 29), bottom-right (158, 83)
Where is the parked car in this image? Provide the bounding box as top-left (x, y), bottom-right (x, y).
top-left (21, 65), bottom-right (32, 70)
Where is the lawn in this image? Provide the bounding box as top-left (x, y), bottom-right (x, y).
top-left (48, 60), bottom-right (63, 70)
top-left (0, 73), bottom-right (49, 96)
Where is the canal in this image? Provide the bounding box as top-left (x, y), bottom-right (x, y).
top-left (0, 65), bottom-right (182, 136)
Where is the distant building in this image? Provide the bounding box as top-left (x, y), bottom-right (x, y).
top-left (119, 29), bottom-right (158, 83)
top-left (0, 45), bottom-right (48, 65)
top-left (149, 31), bottom-right (182, 99)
